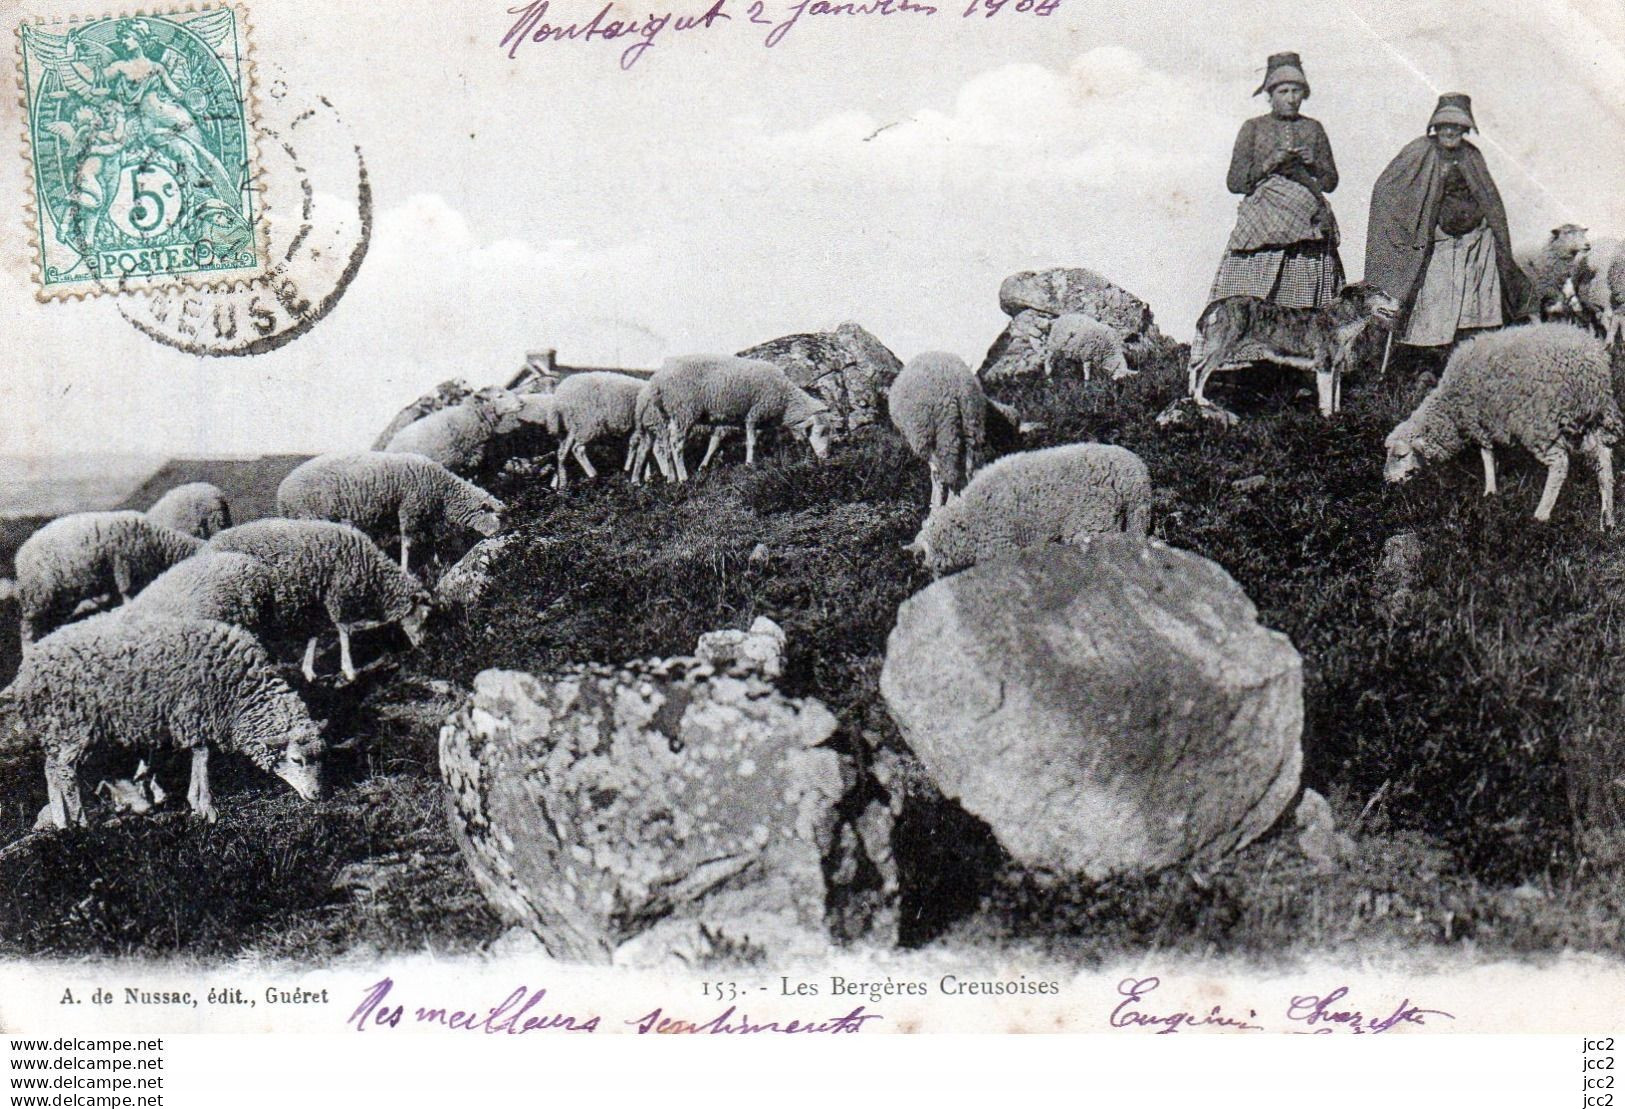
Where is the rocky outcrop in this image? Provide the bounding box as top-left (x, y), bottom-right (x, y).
top-left (695, 616), bottom-right (787, 679)
top-left (738, 322), bottom-right (903, 432)
top-left (439, 658), bottom-right (865, 964)
top-left (879, 537), bottom-right (1302, 879)
top-left (434, 535), bottom-right (518, 609)
top-left (981, 267), bottom-right (1169, 383)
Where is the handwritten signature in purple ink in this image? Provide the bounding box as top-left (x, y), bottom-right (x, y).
top-left (347, 977), bottom-right (601, 1033)
top-left (629, 1004), bottom-right (883, 1034)
top-left (1285, 986), bottom-right (1455, 1034)
top-left (501, 0), bottom-right (730, 68)
top-left (1109, 976), bottom-right (1265, 1034)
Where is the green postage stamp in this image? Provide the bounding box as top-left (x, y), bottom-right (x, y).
top-left (17, 6), bottom-right (266, 298)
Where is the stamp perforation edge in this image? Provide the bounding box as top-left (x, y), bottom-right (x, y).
top-left (14, 2), bottom-right (271, 302)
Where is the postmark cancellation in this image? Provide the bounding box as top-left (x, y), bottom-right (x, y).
top-left (16, 5), bottom-right (267, 299)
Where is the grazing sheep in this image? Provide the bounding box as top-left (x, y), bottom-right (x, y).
top-left (0, 613), bottom-right (326, 827)
top-left (638, 355), bottom-right (835, 482)
top-left (1384, 323), bottom-right (1621, 528)
top-left (1044, 314), bottom-right (1132, 381)
top-left (145, 482), bottom-right (232, 539)
top-left (14, 512), bottom-right (204, 642)
top-left (210, 519), bottom-right (431, 682)
top-left (887, 352), bottom-right (988, 508)
top-left (548, 372), bottom-right (647, 489)
top-left (626, 382), bottom-right (678, 485)
top-left (124, 550), bottom-right (281, 640)
top-left (1519, 224), bottom-right (1592, 323)
top-left (383, 386), bottom-right (526, 476)
top-left (907, 443), bottom-right (1153, 577)
top-left (276, 452), bottom-right (504, 575)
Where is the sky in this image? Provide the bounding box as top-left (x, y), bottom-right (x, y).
top-left (3, 0), bottom-right (1623, 458)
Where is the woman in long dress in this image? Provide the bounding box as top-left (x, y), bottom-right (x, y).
top-left (1364, 93), bottom-right (1532, 367)
top-left (1206, 51), bottom-right (1345, 309)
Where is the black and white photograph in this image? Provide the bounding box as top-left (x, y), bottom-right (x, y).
top-left (1, 0), bottom-right (1623, 1088)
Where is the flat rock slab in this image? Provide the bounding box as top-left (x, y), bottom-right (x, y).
top-left (439, 659), bottom-right (843, 964)
top-left (880, 536), bottom-right (1303, 880)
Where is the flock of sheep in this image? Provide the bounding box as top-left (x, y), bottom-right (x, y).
top-left (2, 269), bottom-right (1620, 842)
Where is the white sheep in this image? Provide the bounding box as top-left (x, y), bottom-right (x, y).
top-left (1576, 236), bottom-right (1625, 344)
top-left (546, 372), bottom-right (646, 490)
top-left (276, 451), bottom-right (505, 575)
top-left (887, 351), bottom-right (987, 508)
top-left (1384, 322), bottom-right (1621, 528)
top-left (145, 482), bottom-right (232, 538)
top-left (1044, 314), bottom-right (1133, 381)
top-left (907, 443), bottom-right (1153, 577)
top-left (383, 386), bottom-right (526, 476)
top-left (0, 612), bottom-right (326, 827)
top-left (209, 519), bottom-right (431, 681)
top-left (14, 511), bottom-right (205, 643)
top-left (124, 550), bottom-right (281, 641)
top-left (1519, 224), bottom-right (1593, 322)
top-left (637, 355), bottom-right (835, 482)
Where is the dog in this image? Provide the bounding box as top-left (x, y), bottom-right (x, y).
top-left (1187, 282), bottom-right (1402, 418)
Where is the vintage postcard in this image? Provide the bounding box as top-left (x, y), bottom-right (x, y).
top-left (1, 0), bottom-right (1624, 1085)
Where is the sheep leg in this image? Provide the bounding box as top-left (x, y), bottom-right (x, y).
top-left (571, 440), bottom-right (598, 480)
top-left (398, 532), bottom-right (412, 574)
top-left (337, 622), bottom-right (357, 683)
top-left (43, 757), bottom-right (75, 829)
top-left (1480, 447), bottom-right (1497, 496)
top-left (693, 430), bottom-right (721, 472)
top-left (668, 421), bottom-right (691, 482)
top-left (928, 459), bottom-right (944, 509)
top-left (112, 555), bottom-right (134, 605)
top-left (187, 747), bottom-right (217, 824)
top-left (553, 434), bottom-right (574, 490)
top-left (1589, 434), bottom-right (1615, 530)
top-left (302, 637), bottom-right (320, 682)
top-left (1533, 446), bottom-right (1570, 522)
top-left (744, 421), bottom-right (758, 466)
top-left (1315, 368), bottom-right (1335, 418)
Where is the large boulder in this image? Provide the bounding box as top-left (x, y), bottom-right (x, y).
top-left (981, 267), bottom-right (1168, 382)
top-left (879, 537), bottom-right (1303, 879)
top-left (439, 658), bottom-right (855, 964)
top-left (738, 322), bottom-right (903, 433)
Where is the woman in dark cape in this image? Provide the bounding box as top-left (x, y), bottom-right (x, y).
top-left (1365, 93), bottom-right (1532, 356)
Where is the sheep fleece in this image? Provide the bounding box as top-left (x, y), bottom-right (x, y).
top-left (145, 483), bottom-right (232, 539)
top-left (2, 613), bottom-right (320, 773)
top-left (887, 352), bottom-right (987, 491)
top-left (917, 443), bottom-right (1152, 575)
top-left (209, 519), bottom-right (423, 629)
top-left (277, 452), bottom-right (499, 547)
top-left (15, 512), bottom-right (204, 637)
top-left (1395, 323), bottom-right (1621, 459)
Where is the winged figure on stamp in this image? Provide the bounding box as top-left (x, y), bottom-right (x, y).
top-left (27, 13), bottom-right (245, 255)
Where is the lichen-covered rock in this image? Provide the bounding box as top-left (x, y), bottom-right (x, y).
top-left (438, 659), bottom-right (846, 963)
top-left (695, 616), bottom-right (787, 679)
top-left (981, 268), bottom-right (1169, 382)
top-left (738, 322), bottom-right (903, 432)
top-left (434, 535), bottom-right (517, 609)
top-left (880, 537), bottom-right (1302, 879)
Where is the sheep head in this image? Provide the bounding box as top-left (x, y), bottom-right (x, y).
top-left (399, 592), bottom-right (434, 647)
top-left (272, 720), bottom-right (327, 802)
top-left (469, 496), bottom-right (506, 537)
top-left (1383, 421), bottom-right (1430, 483)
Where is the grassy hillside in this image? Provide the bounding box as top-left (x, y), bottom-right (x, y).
top-left (3, 346), bottom-right (1625, 963)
